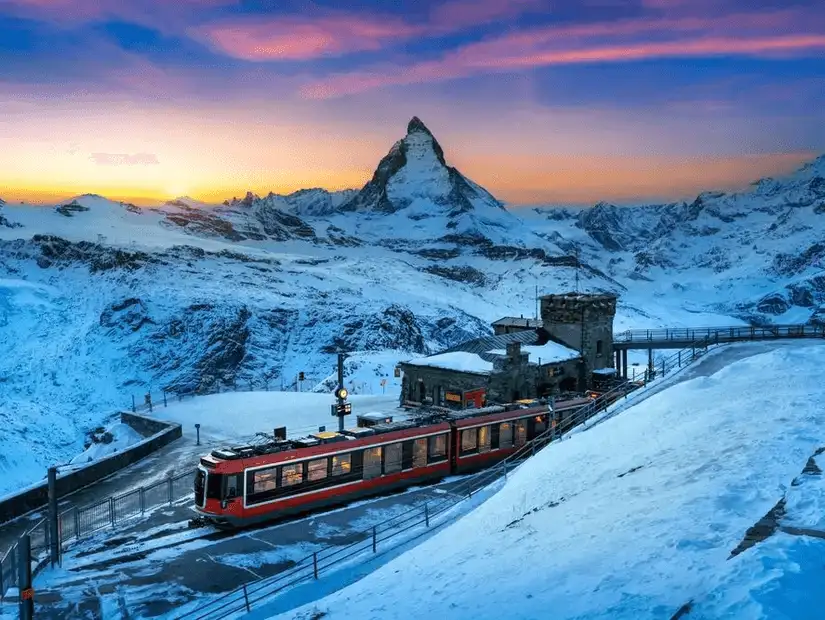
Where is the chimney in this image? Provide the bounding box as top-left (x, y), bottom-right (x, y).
top-left (506, 342), bottom-right (521, 359)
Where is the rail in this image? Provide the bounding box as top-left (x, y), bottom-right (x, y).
top-left (174, 338), bottom-right (720, 619)
top-left (614, 323), bottom-right (825, 344)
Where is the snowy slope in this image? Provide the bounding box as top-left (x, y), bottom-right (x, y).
top-left (267, 342), bottom-right (825, 620)
top-left (1, 119), bottom-right (824, 497)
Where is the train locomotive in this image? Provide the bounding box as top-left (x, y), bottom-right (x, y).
top-left (192, 398), bottom-right (574, 528)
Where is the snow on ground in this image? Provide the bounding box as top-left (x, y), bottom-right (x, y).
top-left (159, 391), bottom-right (405, 442)
top-left (264, 343), bottom-right (825, 620)
top-left (67, 422), bottom-right (144, 466)
top-left (685, 450), bottom-right (825, 619)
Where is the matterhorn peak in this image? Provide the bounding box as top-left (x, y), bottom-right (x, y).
top-left (337, 117), bottom-right (506, 218)
top-left (406, 116), bottom-right (433, 136)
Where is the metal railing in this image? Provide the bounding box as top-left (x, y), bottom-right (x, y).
top-left (59, 470), bottom-right (195, 547)
top-left (614, 323), bottom-right (825, 344)
top-left (174, 343), bottom-right (720, 620)
top-left (0, 469), bottom-right (195, 601)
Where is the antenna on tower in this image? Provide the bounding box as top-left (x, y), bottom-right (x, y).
top-left (574, 244), bottom-right (581, 293)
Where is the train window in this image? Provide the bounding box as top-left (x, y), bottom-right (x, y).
top-left (206, 473), bottom-right (223, 499)
top-left (331, 453), bottom-right (351, 476)
top-left (225, 474), bottom-right (239, 499)
top-left (499, 423), bottom-right (513, 448)
top-left (363, 447), bottom-right (382, 479)
top-left (535, 415), bottom-right (547, 435)
top-left (478, 426), bottom-right (491, 453)
top-left (461, 428), bottom-right (478, 455)
top-left (384, 443), bottom-right (402, 475)
top-left (515, 420), bottom-right (527, 447)
top-left (251, 467), bottom-right (278, 494)
top-left (490, 424), bottom-right (500, 450)
top-left (412, 438), bottom-right (427, 468)
top-left (308, 458), bottom-right (328, 482)
top-left (280, 463), bottom-right (303, 487)
top-left (427, 434), bottom-right (447, 463)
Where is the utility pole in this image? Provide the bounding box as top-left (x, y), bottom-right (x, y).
top-left (48, 466), bottom-right (59, 568)
top-left (334, 352), bottom-right (350, 432)
top-left (18, 534), bottom-right (33, 620)
top-left (574, 245), bottom-right (580, 293)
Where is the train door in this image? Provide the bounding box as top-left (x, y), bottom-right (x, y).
top-left (449, 426), bottom-right (459, 474)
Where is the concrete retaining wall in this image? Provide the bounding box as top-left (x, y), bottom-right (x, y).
top-left (0, 412), bottom-right (182, 525)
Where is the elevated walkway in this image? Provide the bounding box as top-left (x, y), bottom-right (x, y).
top-left (611, 324), bottom-right (825, 379)
top-left (613, 324), bottom-right (825, 351)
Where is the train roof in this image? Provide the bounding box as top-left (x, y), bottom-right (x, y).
top-left (205, 399), bottom-right (556, 463)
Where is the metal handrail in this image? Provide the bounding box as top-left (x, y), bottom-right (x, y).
top-left (614, 323), bottom-right (825, 343)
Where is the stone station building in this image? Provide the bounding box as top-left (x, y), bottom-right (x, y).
top-left (399, 292), bottom-right (618, 407)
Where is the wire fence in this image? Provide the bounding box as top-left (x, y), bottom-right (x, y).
top-left (174, 338), bottom-right (721, 620)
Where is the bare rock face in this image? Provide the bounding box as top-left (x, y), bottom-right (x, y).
top-left (338, 116), bottom-right (505, 216)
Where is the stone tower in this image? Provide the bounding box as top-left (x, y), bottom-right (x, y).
top-left (540, 293), bottom-right (618, 387)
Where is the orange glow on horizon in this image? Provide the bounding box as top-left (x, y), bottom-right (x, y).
top-left (2, 151), bottom-right (814, 208)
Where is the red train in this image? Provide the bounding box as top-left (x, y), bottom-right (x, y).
top-left (193, 400), bottom-right (562, 528)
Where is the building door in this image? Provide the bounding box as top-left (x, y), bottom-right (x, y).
top-left (418, 380), bottom-right (426, 402)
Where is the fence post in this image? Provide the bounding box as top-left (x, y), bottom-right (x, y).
top-left (678, 351), bottom-right (681, 367)
top-left (163, 390), bottom-right (167, 407)
top-left (140, 487), bottom-right (145, 514)
top-left (18, 535), bottom-right (33, 620)
top-left (313, 552), bottom-right (319, 579)
top-left (131, 395), bottom-right (136, 412)
top-left (372, 526), bottom-right (377, 553)
top-left (73, 507), bottom-right (79, 543)
top-left (503, 460), bottom-right (508, 480)
top-left (168, 476), bottom-right (173, 505)
top-left (424, 503), bottom-right (430, 527)
top-left (109, 497), bottom-right (115, 527)
top-left (242, 584), bottom-right (251, 612)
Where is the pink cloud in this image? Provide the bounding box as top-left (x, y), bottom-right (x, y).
top-left (300, 9), bottom-right (825, 99)
top-left (194, 14), bottom-right (425, 61)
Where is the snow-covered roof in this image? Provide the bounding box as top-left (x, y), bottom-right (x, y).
top-left (489, 341), bottom-right (580, 364)
top-left (404, 352), bottom-right (494, 375)
top-left (593, 367), bottom-right (617, 375)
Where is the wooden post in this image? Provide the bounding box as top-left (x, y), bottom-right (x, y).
top-left (424, 503), bottom-right (430, 527)
top-left (372, 526), bottom-right (377, 553)
top-left (242, 584), bottom-right (251, 612)
top-left (313, 552), bottom-right (319, 579)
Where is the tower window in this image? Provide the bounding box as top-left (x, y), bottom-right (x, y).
top-left (596, 340), bottom-right (604, 355)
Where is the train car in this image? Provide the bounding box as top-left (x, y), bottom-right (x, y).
top-left (193, 401), bottom-right (552, 528)
top-left (448, 406), bottom-right (550, 474)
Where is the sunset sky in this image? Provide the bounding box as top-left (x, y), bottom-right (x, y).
top-left (1, 0), bottom-right (824, 206)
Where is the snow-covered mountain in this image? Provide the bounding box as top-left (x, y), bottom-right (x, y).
top-left (0, 117), bottom-right (824, 495)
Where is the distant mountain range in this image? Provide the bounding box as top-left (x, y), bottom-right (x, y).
top-left (1, 117), bottom-right (824, 493)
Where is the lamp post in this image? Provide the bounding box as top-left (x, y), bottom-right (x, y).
top-left (195, 423), bottom-right (201, 446)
